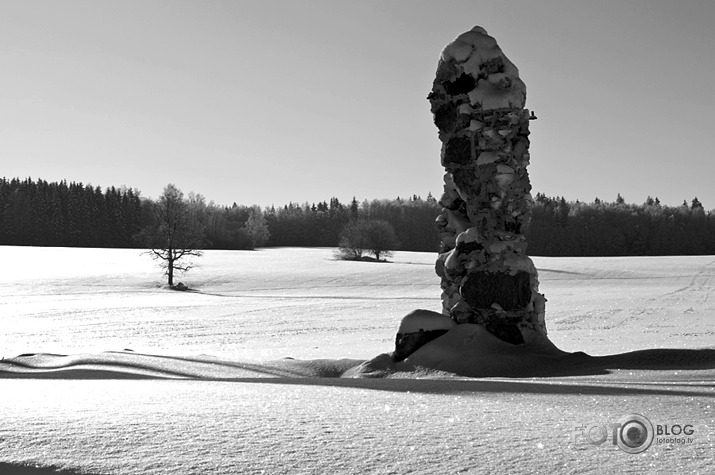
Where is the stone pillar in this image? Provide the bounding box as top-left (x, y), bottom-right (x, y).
top-left (428, 26), bottom-right (546, 345)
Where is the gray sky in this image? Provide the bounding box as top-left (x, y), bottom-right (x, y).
top-left (2, 0), bottom-right (713, 208)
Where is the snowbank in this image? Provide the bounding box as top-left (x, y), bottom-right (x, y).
top-left (2, 330), bottom-right (713, 380)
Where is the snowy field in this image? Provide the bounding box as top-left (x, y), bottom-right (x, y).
top-left (0, 246), bottom-right (713, 474)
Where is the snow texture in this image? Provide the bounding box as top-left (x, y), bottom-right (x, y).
top-left (0, 247), bottom-right (713, 474)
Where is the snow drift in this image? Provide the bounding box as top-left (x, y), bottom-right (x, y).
top-left (2, 326), bottom-right (713, 380)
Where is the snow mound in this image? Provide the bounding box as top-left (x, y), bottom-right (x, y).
top-left (1, 336), bottom-right (713, 381)
top-left (0, 352), bottom-right (363, 380)
top-left (350, 324), bottom-right (579, 378)
top-left (350, 324), bottom-right (715, 378)
top-left (397, 309), bottom-right (455, 334)
top-left (402, 324), bottom-right (574, 377)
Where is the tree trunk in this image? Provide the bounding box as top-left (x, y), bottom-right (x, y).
top-left (167, 250), bottom-right (174, 287)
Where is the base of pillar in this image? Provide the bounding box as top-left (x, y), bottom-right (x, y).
top-left (385, 322), bottom-right (579, 378)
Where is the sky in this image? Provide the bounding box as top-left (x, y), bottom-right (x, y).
top-left (1, 0), bottom-right (714, 209)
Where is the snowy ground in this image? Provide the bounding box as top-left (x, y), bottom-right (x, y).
top-left (0, 246), bottom-right (713, 474)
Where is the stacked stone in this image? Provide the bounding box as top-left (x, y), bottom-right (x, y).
top-left (393, 309), bottom-right (455, 362)
top-left (428, 26), bottom-right (546, 345)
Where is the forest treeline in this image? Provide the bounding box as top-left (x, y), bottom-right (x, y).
top-left (527, 193), bottom-right (715, 256)
top-left (1, 177), bottom-right (714, 256)
top-left (0, 178), bottom-right (440, 251)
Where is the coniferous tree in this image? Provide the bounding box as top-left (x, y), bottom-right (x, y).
top-left (2, 176), bottom-right (714, 257)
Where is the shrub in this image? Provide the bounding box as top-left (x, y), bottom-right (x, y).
top-left (335, 219), bottom-right (400, 261)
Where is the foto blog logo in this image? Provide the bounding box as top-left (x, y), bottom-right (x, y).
top-left (571, 413), bottom-right (696, 454)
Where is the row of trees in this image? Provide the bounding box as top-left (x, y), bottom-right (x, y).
top-left (0, 178), bottom-right (273, 251)
top-left (264, 195), bottom-right (441, 252)
top-left (260, 192), bottom-right (715, 256)
top-left (2, 177), bottom-right (715, 257)
top-left (0, 177), bottom-right (144, 247)
top-left (527, 194), bottom-right (715, 256)
top-left (0, 178), bottom-right (439, 252)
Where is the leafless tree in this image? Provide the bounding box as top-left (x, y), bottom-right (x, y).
top-left (245, 205), bottom-right (270, 249)
top-left (148, 184), bottom-right (205, 288)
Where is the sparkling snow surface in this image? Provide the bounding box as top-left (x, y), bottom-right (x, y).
top-left (0, 247), bottom-right (713, 474)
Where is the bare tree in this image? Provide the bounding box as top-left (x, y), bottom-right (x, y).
top-left (147, 184), bottom-right (205, 288)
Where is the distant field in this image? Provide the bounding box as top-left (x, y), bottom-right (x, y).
top-left (1, 246), bottom-right (713, 358)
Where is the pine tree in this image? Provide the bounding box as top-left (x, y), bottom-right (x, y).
top-left (350, 196), bottom-right (359, 220)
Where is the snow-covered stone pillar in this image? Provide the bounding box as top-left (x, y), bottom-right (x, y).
top-left (428, 26), bottom-right (546, 344)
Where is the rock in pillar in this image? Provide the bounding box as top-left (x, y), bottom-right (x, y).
top-left (428, 26), bottom-right (547, 344)
top-left (393, 309), bottom-right (455, 362)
